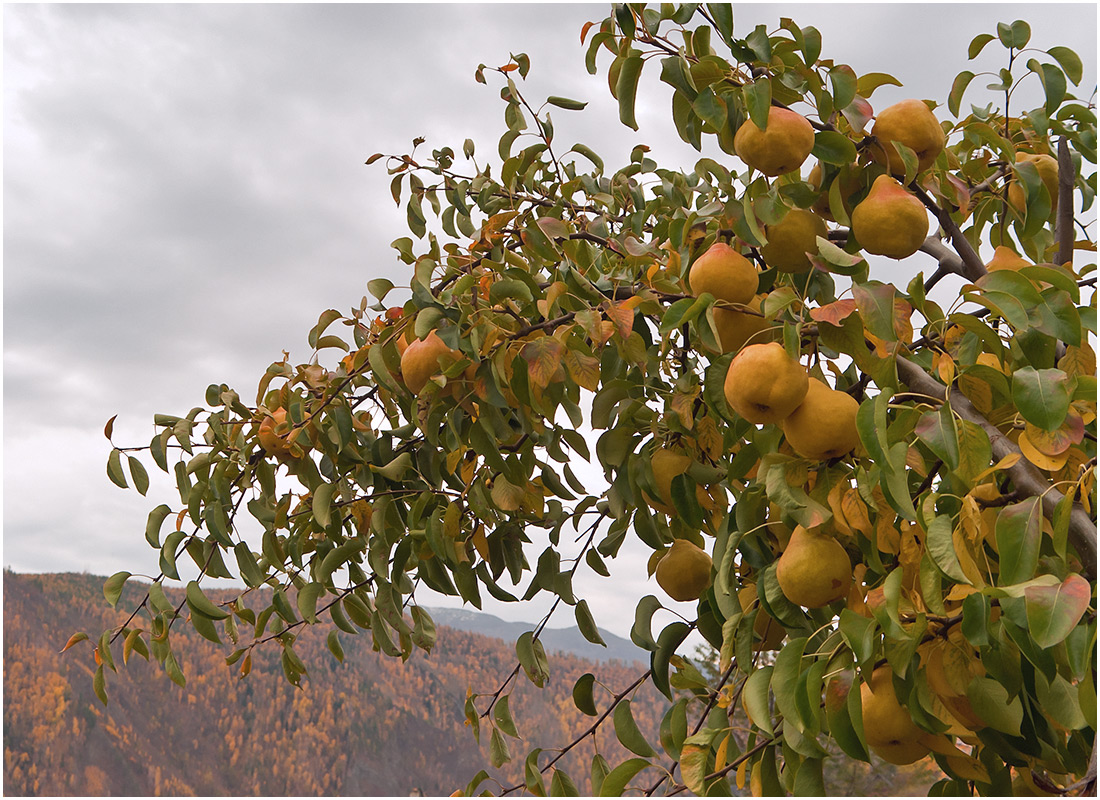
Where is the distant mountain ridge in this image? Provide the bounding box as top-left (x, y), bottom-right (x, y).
top-left (424, 606), bottom-right (646, 666)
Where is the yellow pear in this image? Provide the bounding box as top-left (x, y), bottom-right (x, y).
top-left (776, 525), bottom-right (852, 607)
top-left (780, 377), bottom-right (860, 460)
top-left (808, 162), bottom-right (863, 221)
top-left (400, 330), bottom-right (460, 394)
top-left (655, 538), bottom-right (713, 602)
top-left (760, 209), bottom-right (828, 273)
top-left (861, 666), bottom-right (929, 763)
top-left (646, 448), bottom-right (714, 516)
top-left (738, 583), bottom-right (786, 651)
top-left (712, 295), bottom-right (776, 354)
top-left (724, 342), bottom-right (809, 424)
top-left (851, 174), bottom-right (929, 259)
top-left (985, 245), bottom-right (1032, 272)
top-left (688, 242), bottom-right (759, 306)
top-left (1008, 152), bottom-right (1059, 215)
top-left (734, 107), bottom-right (816, 177)
top-left (870, 99), bottom-right (946, 175)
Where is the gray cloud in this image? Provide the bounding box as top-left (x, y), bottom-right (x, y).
top-left (4, 3), bottom-right (1095, 635)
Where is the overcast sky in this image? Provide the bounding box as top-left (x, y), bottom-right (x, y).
top-left (4, 3), bottom-right (1096, 639)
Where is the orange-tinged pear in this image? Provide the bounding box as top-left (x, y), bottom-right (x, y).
top-left (258, 408), bottom-right (295, 459)
top-left (775, 525), bottom-right (852, 608)
top-left (688, 242), bottom-right (758, 305)
top-left (760, 209), bottom-right (828, 273)
top-left (723, 342), bottom-right (809, 424)
top-left (780, 377), bottom-right (860, 460)
top-left (734, 107), bottom-right (815, 177)
top-left (870, 99), bottom-right (946, 175)
top-left (655, 538), bottom-right (713, 602)
top-left (851, 174), bottom-right (929, 259)
top-left (400, 330), bottom-right (460, 394)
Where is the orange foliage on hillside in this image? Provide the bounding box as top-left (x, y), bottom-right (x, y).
top-left (4, 572), bottom-right (661, 796)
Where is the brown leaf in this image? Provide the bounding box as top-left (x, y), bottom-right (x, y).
top-left (605, 301), bottom-right (635, 340)
top-left (809, 299), bottom-right (857, 326)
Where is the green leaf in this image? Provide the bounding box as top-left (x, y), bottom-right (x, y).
top-left (569, 143), bottom-right (604, 173)
top-left (185, 580), bottom-right (229, 620)
top-left (825, 671), bottom-right (870, 761)
top-left (651, 621), bottom-right (691, 700)
top-left (743, 665), bottom-right (775, 735)
top-left (296, 581), bottom-right (324, 624)
top-left (103, 571), bottom-right (131, 608)
top-left (948, 70), bottom-right (976, 117)
top-left (107, 449), bottom-right (128, 489)
top-left (517, 630), bottom-right (549, 687)
top-left (573, 672), bottom-right (598, 716)
top-left (1012, 367), bottom-right (1071, 431)
top-left (811, 130), bottom-right (858, 166)
top-left (598, 758), bottom-right (651, 797)
top-left (550, 769), bottom-right (580, 797)
top-left (914, 403), bottom-right (960, 470)
top-left (968, 32), bottom-right (996, 59)
top-left (326, 629), bottom-right (344, 662)
top-left (997, 20), bottom-right (1031, 49)
top-left (743, 79), bottom-right (771, 131)
top-left (771, 636), bottom-right (809, 733)
top-left (546, 96), bottom-right (587, 111)
top-left (575, 599), bottom-right (606, 647)
top-left (127, 456), bottom-right (149, 496)
top-left (367, 278), bottom-right (394, 302)
top-left (613, 699), bottom-right (657, 757)
top-left (967, 676), bottom-right (1023, 735)
top-left (856, 72), bottom-right (902, 97)
top-left (616, 54), bottom-right (644, 131)
top-left (494, 694), bottom-right (520, 738)
top-left (925, 515), bottom-right (970, 584)
top-left (828, 65), bottom-right (857, 109)
top-left (995, 498), bottom-right (1042, 586)
top-left (1025, 573), bottom-right (1091, 648)
top-left (490, 726), bottom-right (511, 768)
top-left (1047, 46), bottom-right (1084, 85)
top-left (93, 664), bottom-right (108, 706)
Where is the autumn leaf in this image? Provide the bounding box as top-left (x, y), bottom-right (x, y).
top-left (809, 298), bottom-right (857, 326)
top-left (521, 336), bottom-right (565, 388)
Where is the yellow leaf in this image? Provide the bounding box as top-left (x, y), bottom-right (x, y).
top-left (670, 389), bottom-right (699, 430)
top-left (952, 526), bottom-right (987, 587)
top-left (545, 281), bottom-right (568, 315)
top-left (522, 337), bottom-right (566, 388)
top-left (490, 477), bottom-right (526, 511)
top-left (936, 352), bottom-right (957, 385)
top-left (828, 482), bottom-right (853, 537)
top-left (1058, 342), bottom-right (1096, 379)
top-left (563, 348), bottom-right (601, 391)
top-left (1019, 428), bottom-right (1070, 471)
top-left (605, 301), bottom-right (635, 340)
top-left (696, 416), bottom-right (724, 461)
top-left (842, 488), bottom-right (874, 537)
top-left (958, 373), bottom-right (993, 414)
top-left (973, 452), bottom-right (1021, 481)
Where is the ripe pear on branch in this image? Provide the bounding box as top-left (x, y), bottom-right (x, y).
top-left (850, 174), bottom-right (930, 259)
top-left (655, 538), bottom-right (712, 602)
top-left (687, 242), bottom-right (759, 305)
top-left (733, 106), bottom-right (816, 177)
top-left (759, 208), bottom-right (828, 273)
top-left (711, 295), bottom-right (777, 354)
top-left (775, 524), bottom-right (852, 608)
top-left (869, 99), bottom-right (946, 175)
top-left (860, 666), bottom-right (931, 765)
top-left (1008, 151), bottom-right (1059, 215)
top-left (723, 342), bottom-right (809, 424)
top-left (400, 330), bottom-right (461, 394)
top-left (780, 377), bottom-right (861, 460)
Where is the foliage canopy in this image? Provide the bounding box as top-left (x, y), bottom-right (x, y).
top-left (81, 4), bottom-right (1096, 796)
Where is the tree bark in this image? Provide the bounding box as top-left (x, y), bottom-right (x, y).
top-left (895, 356), bottom-right (1097, 582)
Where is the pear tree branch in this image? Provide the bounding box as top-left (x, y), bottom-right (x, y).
top-left (895, 356), bottom-right (1097, 581)
top-left (911, 185), bottom-right (987, 281)
top-left (1057, 136), bottom-right (1076, 266)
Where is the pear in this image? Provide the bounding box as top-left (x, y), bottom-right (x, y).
top-left (776, 525), bottom-right (852, 607)
top-left (712, 295), bottom-right (776, 354)
top-left (724, 342), bottom-right (809, 424)
top-left (870, 99), bottom-right (946, 175)
top-left (646, 448), bottom-right (714, 516)
top-left (400, 330), bottom-right (460, 394)
top-left (688, 242), bottom-right (759, 305)
top-left (655, 538), bottom-right (713, 602)
top-left (808, 162), bottom-right (863, 221)
top-left (1008, 152), bottom-right (1059, 215)
top-left (985, 245), bottom-right (1031, 272)
top-left (258, 408), bottom-right (295, 460)
top-left (781, 377), bottom-right (860, 460)
top-left (738, 583), bottom-right (786, 651)
top-left (734, 107), bottom-right (816, 177)
top-left (861, 666), bottom-right (930, 764)
top-left (850, 174), bottom-right (929, 259)
top-left (760, 209), bottom-right (828, 273)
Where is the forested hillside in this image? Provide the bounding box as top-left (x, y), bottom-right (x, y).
top-left (3, 571), bottom-right (662, 796)
top-left (4, 572), bottom-right (939, 796)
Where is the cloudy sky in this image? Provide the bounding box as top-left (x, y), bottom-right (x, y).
top-left (4, 3), bottom-right (1096, 638)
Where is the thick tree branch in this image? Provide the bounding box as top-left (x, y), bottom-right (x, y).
top-left (912, 185), bottom-right (987, 281)
top-left (896, 357), bottom-right (1097, 581)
